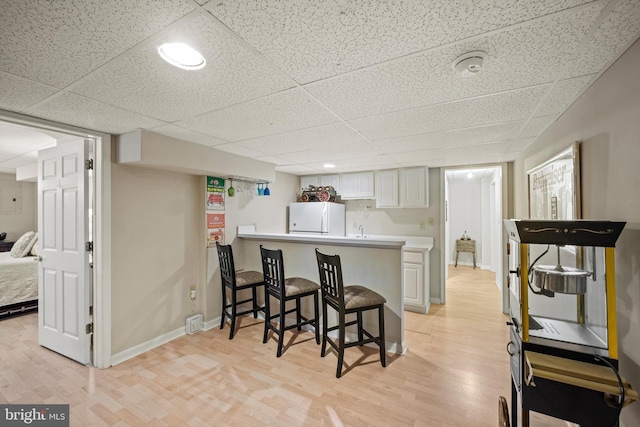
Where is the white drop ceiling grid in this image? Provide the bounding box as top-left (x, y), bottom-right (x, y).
top-left (0, 0), bottom-right (639, 175)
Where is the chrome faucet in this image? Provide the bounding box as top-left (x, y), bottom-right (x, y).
top-left (358, 224), bottom-right (364, 237)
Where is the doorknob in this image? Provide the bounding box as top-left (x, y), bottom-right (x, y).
top-left (34, 256), bottom-right (43, 262)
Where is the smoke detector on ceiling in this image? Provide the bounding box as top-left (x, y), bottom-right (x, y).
top-left (452, 51), bottom-right (487, 77)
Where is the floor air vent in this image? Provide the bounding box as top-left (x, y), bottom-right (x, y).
top-left (186, 314), bottom-right (203, 335)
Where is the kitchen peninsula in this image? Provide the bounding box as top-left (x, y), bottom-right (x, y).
top-left (237, 226), bottom-right (434, 355)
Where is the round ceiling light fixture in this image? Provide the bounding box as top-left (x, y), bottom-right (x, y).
top-left (158, 43), bottom-right (206, 70)
top-left (452, 51), bottom-right (487, 77)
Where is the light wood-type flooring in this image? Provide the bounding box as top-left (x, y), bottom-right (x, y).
top-left (0, 266), bottom-right (573, 426)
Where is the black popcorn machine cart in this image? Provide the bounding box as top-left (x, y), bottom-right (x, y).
top-left (502, 219), bottom-right (637, 427)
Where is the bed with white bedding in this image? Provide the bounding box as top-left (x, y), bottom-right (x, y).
top-left (0, 250), bottom-right (38, 318)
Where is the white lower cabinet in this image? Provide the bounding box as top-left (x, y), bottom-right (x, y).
top-left (402, 247), bottom-right (430, 313)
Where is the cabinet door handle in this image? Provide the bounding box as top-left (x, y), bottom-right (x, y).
top-left (506, 341), bottom-right (516, 356)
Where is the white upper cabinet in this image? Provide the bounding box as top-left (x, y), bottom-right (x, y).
top-left (300, 175), bottom-right (318, 190)
top-left (401, 167), bottom-right (429, 207)
top-left (340, 172), bottom-right (374, 199)
top-left (375, 170), bottom-right (399, 207)
top-left (300, 168), bottom-right (426, 207)
top-left (320, 174), bottom-right (340, 192)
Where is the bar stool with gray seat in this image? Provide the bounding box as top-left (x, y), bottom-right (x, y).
top-left (315, 248), bottom-right (386, 378)
top-left (260, 245), bottom-right (320, 357)
top-left (216, 242), bottom-right (265, 339)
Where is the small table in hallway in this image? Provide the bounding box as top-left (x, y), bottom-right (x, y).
top-left (455, 239), bottom-right (476, 269)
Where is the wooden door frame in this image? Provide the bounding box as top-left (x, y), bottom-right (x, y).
top-left (0, 109), bottom-right (112, 368)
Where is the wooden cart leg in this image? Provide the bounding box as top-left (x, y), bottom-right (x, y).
top-left (455, 251), bottom-right (459, 267)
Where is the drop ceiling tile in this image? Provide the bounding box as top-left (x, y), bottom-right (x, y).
top-left (150, 124), bottom-right (227, 147)
top-left (536, 74), bottom-right (597, 116)
top-left (372, 120), bottom-right (527, 153)
top-left (237, 122), bottom-right (367, 155)
top-left (390, 149), bottom-right (448, 164)
top-left (276, 164), bottom-right (317, 175)
top-left (25, 92), bottom-right (165, 134)
top-left (441, 153), bottom-right (506, 167)
top-left (305, 155), bottom-right (398, 170)
top-left (207, 0), bottom-right (592, 84)
top-left (389, 140), bottom-right (512, 166)
top-left (445, 141), bottom-right (512, 158)
top-left (179, 88), bottom-right (339, 141)
top-left (71, 14), bottom-right (296, 122)
top-left (507, 138), bottom-right (537, 152)
top-left (277, 142), bottom-right (385, 164)
top-left (0, 0), bottom-right (195, 88)
top-left (566, 0), bottom-right (640, 77)
top-left (351, 85), bottom-right (549, 141)
top-left (0, 72), bottom-right (59, 112)
top-left (255, 155), bottom-right (293, 166)
top-left (305, 4), bottom-right (602, 120)
top-left (520, 115), bottom-right (558, 137)
top-left (213, 143), bottom-right (268, 157)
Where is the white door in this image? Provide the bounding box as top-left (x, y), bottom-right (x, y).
top-left (38, 140), bottom-right (92, 365)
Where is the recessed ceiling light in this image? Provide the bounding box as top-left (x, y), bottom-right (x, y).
top-left (467, 172), bottom-right (474, 179)
top-left (158, 43), bottom-right (206, 70)
top-left (323, 163), bottom-right (336, 168)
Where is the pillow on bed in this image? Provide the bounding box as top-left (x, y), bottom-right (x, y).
top-left (30, 240), bottom-right (39, 256)
top-left (10, 231), bottom-right (37, 258)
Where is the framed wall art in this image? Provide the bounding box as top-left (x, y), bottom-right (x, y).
top-left (527, 142), bottom-right (581, 220)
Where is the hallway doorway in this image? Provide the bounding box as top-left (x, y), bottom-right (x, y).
top-left (442, 165), bottom-right (507, 313)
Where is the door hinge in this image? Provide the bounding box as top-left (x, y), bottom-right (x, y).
top-left (86, 323), bottom-right (93, 334)
top-left (85, 241), bottom-right (93, 252)
top-left (506, 242), bottom-right (511, 255)
top-left (85, 159), bottom-right (94, 170)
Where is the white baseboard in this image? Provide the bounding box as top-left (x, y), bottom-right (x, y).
top-left (405, 301), bottom-right (431, 314)
top-left (111, 312), bottom-right (406, 365)
top-left (112, 315), bottom-right (223, 365)
top-left (203, 316), bottom-right (221, 331)
top-left (111, 326), bottom-right (186, 366)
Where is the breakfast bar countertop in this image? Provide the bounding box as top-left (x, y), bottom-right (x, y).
top-left (237, 226), bottom-right (433, 250)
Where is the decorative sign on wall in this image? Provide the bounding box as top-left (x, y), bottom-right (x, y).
top-left (206, 176), bottom-right (225, 248)
top-left (206, 212), bottom-right (225, 247)
top-left (527, 143), bottom-right (581, 220)
top-left (206, 176), bottom-right (225, 211)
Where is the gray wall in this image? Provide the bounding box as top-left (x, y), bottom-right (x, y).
top-left (110, 165), bottom-right (204, 355)
top-left (513, 38), bottom-right (640, 427)
top-left (110, 165), bottom-right (301, 356)
top-left (0, 173), bottom-right (36, 241)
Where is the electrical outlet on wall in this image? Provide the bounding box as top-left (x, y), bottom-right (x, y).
top-left (189, 286), bottom-right (196, 300)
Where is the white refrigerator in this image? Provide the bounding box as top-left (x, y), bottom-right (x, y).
top-left (289, 202), bottom-right (345, 236)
